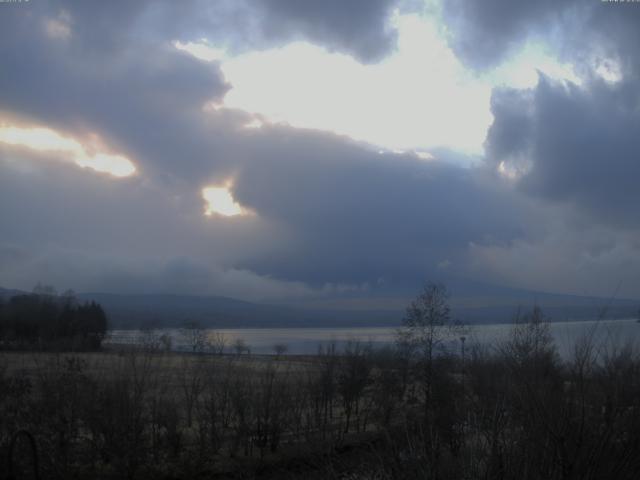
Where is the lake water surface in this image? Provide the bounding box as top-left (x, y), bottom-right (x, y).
top-left (106, 318), bottom-right (640, 358)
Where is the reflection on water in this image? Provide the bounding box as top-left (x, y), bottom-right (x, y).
top-left (105, 318), bottom-right (640, 358)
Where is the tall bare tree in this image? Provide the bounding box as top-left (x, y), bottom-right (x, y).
top-left (398, 283), bottom-right (457, 406)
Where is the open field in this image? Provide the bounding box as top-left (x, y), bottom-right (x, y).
top-left (1, 347), bottom-right (396, 479)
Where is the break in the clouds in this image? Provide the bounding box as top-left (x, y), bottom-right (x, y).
top-left (1, 0), bottom-right (640, 303)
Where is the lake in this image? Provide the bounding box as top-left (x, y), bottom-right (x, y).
top-left (105, 318), bottom-right (640, 359)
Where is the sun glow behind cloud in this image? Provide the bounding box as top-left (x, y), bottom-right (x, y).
top-left (177, 13), bottom-right (492, 157)
top-left (202, 184), bottom-right (249, 217)
top-left (0, 124), bottom-right (136, 177)
top-left (175, 11), bottom-right (587, 160)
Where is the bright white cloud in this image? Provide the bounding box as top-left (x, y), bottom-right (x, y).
top-left (243, 117), bottom-right (264, 129)
top-left (0, 124), bottom-right (136, 177)
top-left (593, 56), bottom-right (623, 84)
top-left (202, 184), bottom-right (249, 217)
top-left (44, 11), bottom-right (72, 40)
top-left (74, 153), bottom-right (136, 178)
top-left (176, 12), bottom-right (589, 160)
top-left (497, 157), bottom-right (532, 182)
top-left (180, 13), bottom-right (493, 157)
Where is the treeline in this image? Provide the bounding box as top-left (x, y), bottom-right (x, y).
top-left (0, 285), bottom-right (107, 351)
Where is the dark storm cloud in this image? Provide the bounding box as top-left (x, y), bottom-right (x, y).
top-left (247, 0), bottom-right (398, 62)
top-left (0, 146), bottom-right (301, 299)
top-left (486, 77), bottom-right (640, 228)
top-left (442, 0), bottom-right (640, 73)
top-left (0, 121), bottom-right (529, 295)
top-left (440, 1), bottom-right (640, 297)
top-left (441, 0), bottom-right (574, 69)
top-left (584, 4), bottom-right (640, 81)
top-left (232, 129), bottom-right (526, 286)
top-left (4, 0), bottom-right (640, 301)
top-left (42, 0), bottom-right (399, 62)
top-left (0, 1), bottom-right (231, 185)
top-left (159, 0), bottom-right (399, 62)
top-left (484, 88), bottom-right (533, 162)
top-left (448, 0), bottom-right (640, 227)
top-left (0, 0), bottom-right (539, 298)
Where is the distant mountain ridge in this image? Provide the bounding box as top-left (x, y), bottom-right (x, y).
top-left (0, 287), bottom-right (24, 299)
top-left (2, 285), bottom-right (638, 328)
top-left (76, 292), bottom-right (397, 328)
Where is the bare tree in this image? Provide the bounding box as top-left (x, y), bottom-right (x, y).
top-left (178, 356), bottom-right (207, 428)
top-left (338, 340), bottom-right (372, 433)
top-left (316, 342), bottom-right (338, 439)
top-left (502, 305), bottom-right (557, 373)
top-left (398, 283), bottom-right (458, 407)
top-left (273, 343), bottom-right (288, 359)
top-left (233, 338), bottom-right (250, 356)
top-left (181, 321), bottom-right (207, 353)
top-left (32, 283), bottom-right (57, 297)
top-left (137, 327), bottom-right (162, 352)
top-left (208, 331), bottom-right (227, 355)
top-left (158, 333), bottom-right (172, 352)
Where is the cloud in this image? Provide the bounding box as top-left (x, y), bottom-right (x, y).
top-left (441, 0), bottom-right (640, 79)
top-left (0, 124), bottom-right (136, 177)
top-left (0, 1), bottom-right (230, 184)
top-left (44, 0), bottom-right (399, 63)
top-left (2, 0), bottom-right (640, 303)
top-left (441, 0), bottom-right (576, 69)
top-left (207, 13), bottom-right (492, 155)
top-left (0, 116), bottom-right (528, 297)
top-left (0, 0), bottom-right (399, 180)
top-left (469, 213), bottom-right (640, 300)
top-left (246, 0), bottom-right (398, 62)
top-left (230, 129), bottom-right (527, 286)
top-left (0, 147), bottom-right (313, 301)
top-left (474, 0), bottom-right (640, 296)
top-left (486, 76), bottom-right (640, 228)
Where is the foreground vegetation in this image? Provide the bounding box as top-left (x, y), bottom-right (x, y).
top-left (2, 285), bottom-right (640, 479)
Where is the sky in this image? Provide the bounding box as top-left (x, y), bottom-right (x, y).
top-left (1, 0), bottom-right (640, 306)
